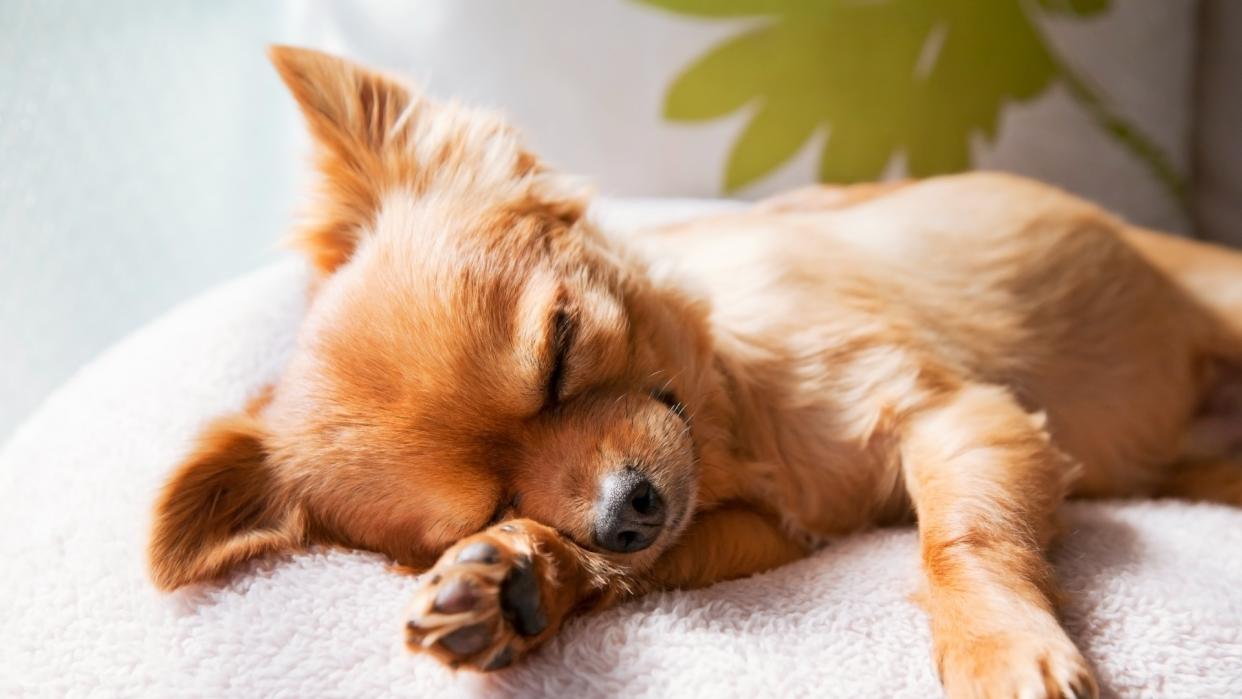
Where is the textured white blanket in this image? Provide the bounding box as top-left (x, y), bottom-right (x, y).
top-left (3, 202), bottom-right (1241, 698)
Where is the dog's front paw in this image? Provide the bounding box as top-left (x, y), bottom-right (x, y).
top-left (938, 629), bottom-right (1097, 699)
top-left (405, 519), bottom-right (569, 671)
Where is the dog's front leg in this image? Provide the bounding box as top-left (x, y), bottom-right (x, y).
top-left (404, 518), bottom-right (620, 671)
top-left (646, 506), bottom-right (808, 590)
top-left (403, 507), bottom-right (808, 671)
top-left (902, 384), bottom-right (1097, 699)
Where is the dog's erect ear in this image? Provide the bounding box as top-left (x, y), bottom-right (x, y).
top-left (148, 413), bottom-right (305, 591)
top-left (268, 45), bottom-right (583, 272)
top-left (269, 45), bottom-right (412, 161)
top-left (268, 45), bottom-right (415, 273)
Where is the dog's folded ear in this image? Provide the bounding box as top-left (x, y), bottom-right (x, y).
top-left (148, 413), bottom-right (305, 591)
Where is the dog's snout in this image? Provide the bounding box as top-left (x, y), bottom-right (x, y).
top-left (593, 469), bottom-right (666, 553)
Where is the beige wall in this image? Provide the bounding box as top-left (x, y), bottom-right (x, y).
top-left (1193, 0), bottom-right (1242, 245)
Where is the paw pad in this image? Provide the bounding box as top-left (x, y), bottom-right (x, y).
top-left (457, 542), bottom-right (500, 564)
top-left (406, 528), bottom-right (554, 672)
top-left (433, 578), bottom-right (478, 614)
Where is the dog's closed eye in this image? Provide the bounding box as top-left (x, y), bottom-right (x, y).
top-left (652, 388), bottom-right (687, 421)
top-left (545, 309), bottom-right (575, 408)
top-left (487, 493), bottom-right (522, 526)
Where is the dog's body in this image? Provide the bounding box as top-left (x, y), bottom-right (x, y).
top-left (148, 48), bottom-right (1242, 698)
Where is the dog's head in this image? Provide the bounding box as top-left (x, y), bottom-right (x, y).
top-left (148, 47), bottom-right (723, 590)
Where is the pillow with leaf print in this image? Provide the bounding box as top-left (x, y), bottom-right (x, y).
top-left (291, 0), bottom-right (1194, 233)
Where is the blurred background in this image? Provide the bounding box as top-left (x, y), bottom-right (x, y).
top-left (1, 0), bottom-right (1238, 441)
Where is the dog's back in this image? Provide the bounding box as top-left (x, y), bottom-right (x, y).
top-left (642, 172), bottom-right (1242, 499)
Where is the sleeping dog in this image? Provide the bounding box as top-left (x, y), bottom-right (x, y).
top-left (148, 47), bottom-right (1242, 698)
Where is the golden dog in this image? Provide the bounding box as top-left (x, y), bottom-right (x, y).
top-left (148, 47), bottom-right (1242, 698)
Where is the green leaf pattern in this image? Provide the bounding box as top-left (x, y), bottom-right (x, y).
top-left (640, 0), bottom-right (1185, 211)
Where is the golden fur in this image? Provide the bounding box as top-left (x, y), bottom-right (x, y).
top-left (148, 47), bottom-right (1242, 698)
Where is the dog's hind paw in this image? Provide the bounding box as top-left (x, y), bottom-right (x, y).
top-left (405, 519), bottom-right (570, 671)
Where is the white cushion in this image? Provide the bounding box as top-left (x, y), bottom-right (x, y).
top-left (3, 200), bottom-right (1240, 697)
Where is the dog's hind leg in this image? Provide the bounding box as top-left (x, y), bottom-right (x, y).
top-left (1162, 362), bottom-right (1242, 506)
top-left (1157, 458), bottom-right (1242, 506)
top-left (1121, 227), bottom-right (1242, 509)
top-left (1122, 227), bottom-right (1242, 361)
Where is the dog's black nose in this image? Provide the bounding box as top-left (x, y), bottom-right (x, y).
top-left (593, 469), bottom-right (666, 553)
